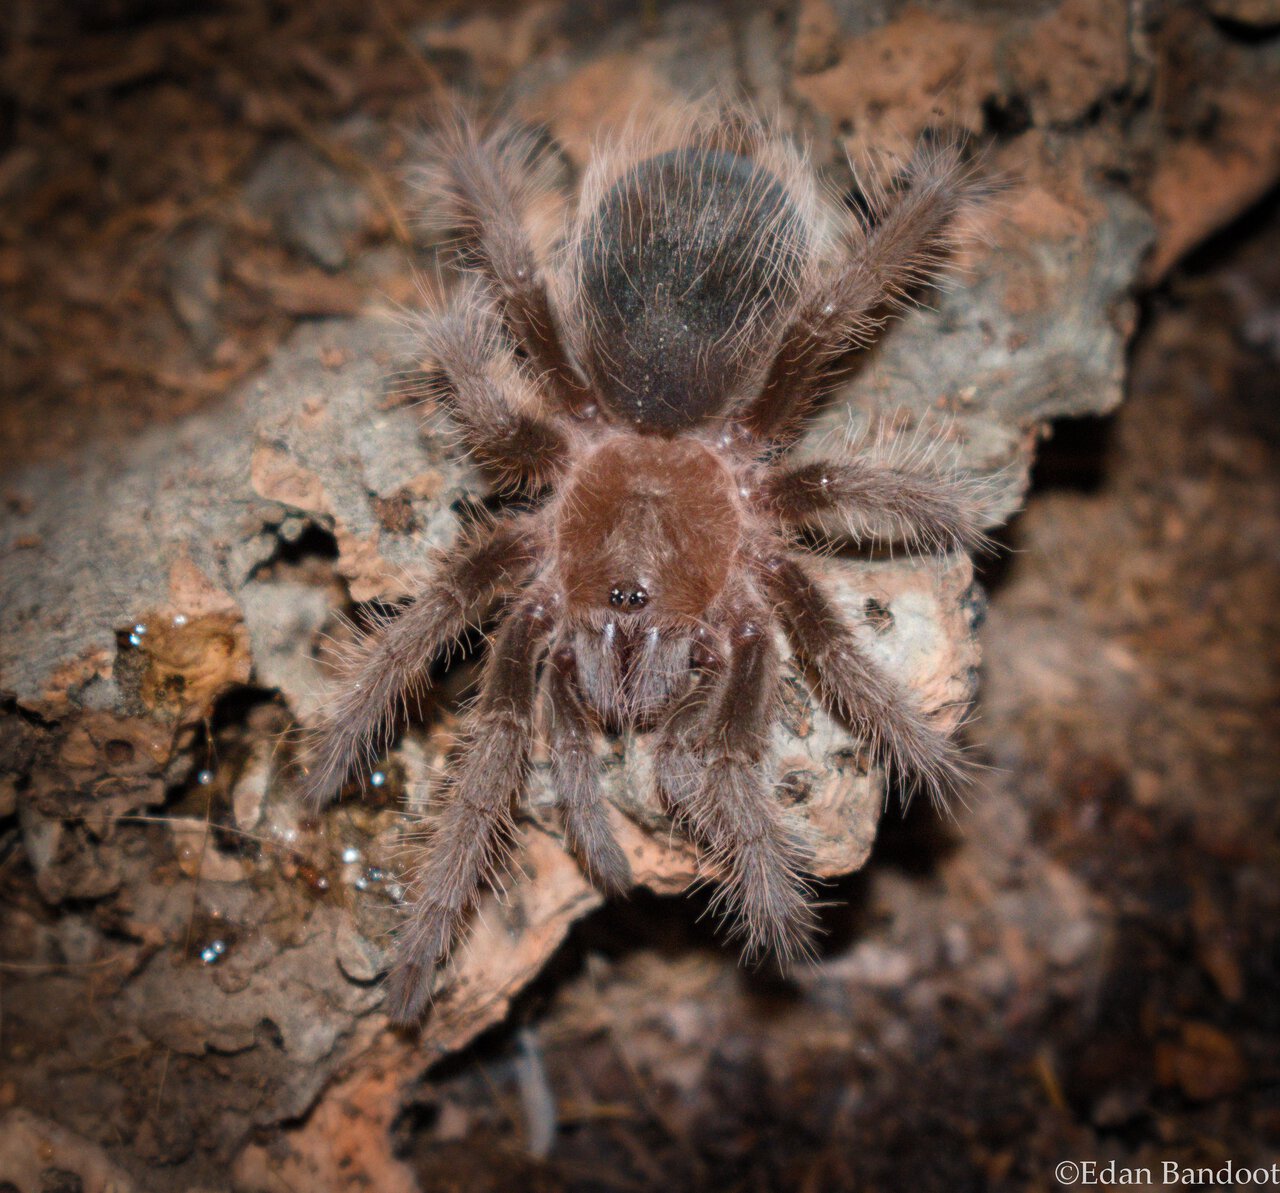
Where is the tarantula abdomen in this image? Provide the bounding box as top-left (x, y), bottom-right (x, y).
top-left (577, 146), bottom-right (809, 431)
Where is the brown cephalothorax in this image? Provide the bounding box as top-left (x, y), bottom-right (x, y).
top-left (302, 106), bottom-right (996, 1022)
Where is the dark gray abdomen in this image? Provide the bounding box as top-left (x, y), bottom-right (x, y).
top-left (578, 148), bottom-right (806, 432)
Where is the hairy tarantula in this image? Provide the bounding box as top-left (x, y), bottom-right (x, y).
top-left (303, 107), bottom-right (993, 1022)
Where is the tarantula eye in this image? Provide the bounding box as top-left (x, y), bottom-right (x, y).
top-left (607, 584), bottom-right (649, 610)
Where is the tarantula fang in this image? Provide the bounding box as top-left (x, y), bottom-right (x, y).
top-left (302, 106), bottom-right (993, 1023)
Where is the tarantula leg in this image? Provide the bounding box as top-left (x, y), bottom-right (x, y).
top-left (300, 517), bottom-right (540, 807)
top-left (758, 555), bottom-right (966, 807)
top-left (421, 289), bottom-right (569, 490)
top-left (760, 456), bottom-right (992, 554)
top-left (387, 591), bottom-right (557, 1024)
top-left (432, 116), bottom-right (593, 419)
top-left (545, 645), bottom-right (631, 895)
top-left (739, 138), bottom-right (983, 442)
top-left (654, 610), bottom-right (816, 962)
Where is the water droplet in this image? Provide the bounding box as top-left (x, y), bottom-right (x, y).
top-left (200, 940), bottom-right (226, 965)
top-left (173, 613), bottom-right (188, 627)
top-left (197, 769), bottom-right (213, 786)
top-left (133, 623), bottom-right (147, 636)
top-left (354, 876), bottom-right (369, 891)
top-left (370, 771), bottom-right (386, 788)
top-left (128, 633), bottom-right (142, 647)
top-left (341, 846), bottom-right (361, 865)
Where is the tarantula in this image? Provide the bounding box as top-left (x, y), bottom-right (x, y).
top-left (303, 107), bottom-right (992, 1022)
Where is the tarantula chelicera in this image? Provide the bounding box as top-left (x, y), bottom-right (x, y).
top-left (303, 107), bottom-right (993, 1022)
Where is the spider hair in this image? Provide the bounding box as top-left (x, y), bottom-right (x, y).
top-left (301, 99), bottom-right (1000, 1020)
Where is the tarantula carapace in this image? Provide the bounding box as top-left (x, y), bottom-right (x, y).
top-left (303, 107), bottom-right (993, 1022)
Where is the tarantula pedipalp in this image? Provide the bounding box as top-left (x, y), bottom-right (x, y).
top-left (302, 107), bottom-right (993, 1022)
